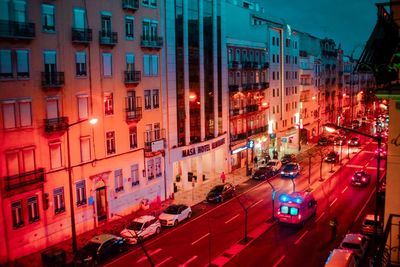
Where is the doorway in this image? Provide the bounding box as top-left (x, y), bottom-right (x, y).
top-left (96, 186), bottom-right (107, 222)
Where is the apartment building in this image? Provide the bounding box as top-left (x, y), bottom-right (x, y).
top-left (0, 0), bottom-right (165, 262)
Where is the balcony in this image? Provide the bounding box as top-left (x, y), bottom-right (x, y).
top-left (228, 61), bottom-right (240, 69)
top-left (141, 35), bottom-right (163, 49)
top-left (242, 61), bottom-right (252, 69)
top-left (44, 117), bottom-right (68, 134)
top-left (242, 83), bottom-right (253, 91)
top-left (230, 132), bottom-right (247, 142)
top-left (144, 129), bottom-right (166, 152)
top-left (230, 108), bottom-right (242, 116)
top-left (4, 168), bottom-right (44, 191)
top-left (260, 82), bottom-right (269, 89)
top-left (122, 0), bottom-right (139, 11)
top-left (252, 62), bottom-right (260, 69)
top-left (41, 72), bottom-right (64, 88)
top-left (244, 104), bottom-right (259, 114)
top-left (250, 126), bottom-right (267, 136)
top-left (0, 20), bottom-right (35, 39)
top-left (126, 107), bottom-right (142, 122)
top-left (99, 31), bottom-right (118, 46)
top-left (252, 83), bottom-right (260, 89)
top-left (261, 62), bottom-right (269, 69)
top-left (228, 84), bottom-right (239, 93)
top-left (124, 70), bottom-right (141, 84)
top-left (72, 28), bottom-right (92, 43)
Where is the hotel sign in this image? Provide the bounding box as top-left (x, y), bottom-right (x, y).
top-left (182, 138), bottom-right (225, 157)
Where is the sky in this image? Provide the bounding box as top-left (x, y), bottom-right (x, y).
top-left (263, 0), bottom-right (387, 58)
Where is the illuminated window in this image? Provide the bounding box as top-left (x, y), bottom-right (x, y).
top-left (11, 201), bottom-right (24, 228)
top-left (104, 92), bottom-right (113, 115)
top-left (280, 206), bottom-right (289, 214)
top-left (289, 207), bottom-right (299, 216)
top-left (76, 180), bottom-right (86, 206)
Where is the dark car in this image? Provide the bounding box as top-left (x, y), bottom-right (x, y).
top-left (74, 234), bottom-right (127, 266)
top-left (318, 136), bottom-right (329, 146)
top-left (333, 136), bottom-right (346, 146)
top-left (378, 181), bottom-right (386, 202)
top-left (252, 166), bottom-right (274, 180)
top-left (375, 147), bottom-right (387, 159)
top-left (281, 154), bottom-right (296, 166)
top-left (206, 183), bottom-right (235, 203)
top-left (348, 137), bottom-right (361, 147)
top-left (351, 170), bottom-right (371, 187)
top-left (280, 162), bottom-right (301, 178)
top-left (325, 151), bottom-right (339, 163)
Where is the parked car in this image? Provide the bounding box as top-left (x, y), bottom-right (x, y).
top-left (281, 154), bottom-right (296, 166)
top-left (280, 162), bottom-right (301, 178)
top-left (348, 137), bottom-right (361, 147)
top-left (325, 151), bottom-right (339, 163)
top-left (206, 183), bottom-right (235, 203)
top-left (159, 204), bottom-right (192, 227)
top-left (375, 146), bottom-right (387, 158)
top-left (324, 249), bottom-right (358, 267)
top-left (252, 166), bottom-right (274, 180)
top-left (339, 233), bottom-right (370, 259)
top-left (120, 215), bottom-right (161, 244)
top-left (318, 136), bottom-right (329, 146)
top-left (265, 159), bottom-right (282, 173)
top-left (350, 170), bottom-right (371, 187)
top-left (361, 214), bottom-right (383, 236)
top-left (333, 136), bottom-right (346, 146)
top-left (74, 234), bottom-right (127, 266)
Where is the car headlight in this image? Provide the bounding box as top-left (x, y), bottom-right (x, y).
top-left (289, 172), bottom-right (294, 175)
top-left (281, 171), bottom-right (284, 174)
top-left (325, 157), bottom-right (328, 160)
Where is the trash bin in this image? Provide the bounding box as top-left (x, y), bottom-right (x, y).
top-left (41, 247), bottom-right (66, 267)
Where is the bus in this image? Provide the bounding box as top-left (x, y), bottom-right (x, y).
top-left (276, 191), bottom-right (317, 226)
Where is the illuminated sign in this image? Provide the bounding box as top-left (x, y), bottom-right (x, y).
top-left (231, 146), bottom-right (247, 154)
top-left (182, 138), bottom-right (225, 157)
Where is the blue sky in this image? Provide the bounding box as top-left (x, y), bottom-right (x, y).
top-left (263, 0), bottom-right (386, 58)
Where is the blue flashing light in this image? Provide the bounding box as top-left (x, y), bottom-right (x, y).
top-left (294, 197), bottom-right (303, 204)
top-left (279, 194), bottom-right (289, 203)
top-left (248, 140), bottom-right (254, 148)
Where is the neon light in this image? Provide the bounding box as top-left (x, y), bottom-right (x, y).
top-left (279, 194), bottom-right (289, 202)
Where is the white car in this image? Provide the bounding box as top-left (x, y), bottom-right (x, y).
top-left (361, 214), bottom-right (383, 236)
top-left (339, 233), bottom-right (369, 259)
top-left (159, 204), bottom-right (192, 227)
top-left (265, 159), bottom-right (282, 173)
top-left (120, 215), bottom-right (161, 244)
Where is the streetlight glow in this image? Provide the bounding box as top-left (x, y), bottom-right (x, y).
top-left (89, 117), bottom-right (98, 125)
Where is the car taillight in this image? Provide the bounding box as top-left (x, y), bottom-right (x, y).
top-left (352, 177), bottom-right (355, 180)
top-left (362, 178), bottom-right (366, 181)
top-left (298, 214), bottom-right (302, 220)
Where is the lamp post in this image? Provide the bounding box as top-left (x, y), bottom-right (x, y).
top-left (66, 118), bottom-right (97, 253)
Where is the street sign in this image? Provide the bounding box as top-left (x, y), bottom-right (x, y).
top-left (248, 140), bottom-right (254, 148)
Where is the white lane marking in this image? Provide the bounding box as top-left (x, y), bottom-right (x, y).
top-left (316, 212), bottom-right (325, 223)
top-left (273, 255), bottom-right (286, 267)
top-left (329, 197), bottom-right (338, 207)
top-left (346, 164), bottom-right (363, 168)
top-left (179, 255), bottom-right (198, 266)
top-left (156, 256), bottom-right (173, 267)
top-left (294, 230), bottom-right (309, 245)
top-left (225, 214), bottom-right (240, 224)
top-left (137, 248), bottom-right (162, 263)
top-left (341, 186), bottom-right (348, 194)
top-left (250, 199), bottom-right (263, 208)
top-left (191, 233), bottom-right (210, 246)
top-left (355, 188), bottom-right (376, 223)
top-left (363, 151), bottom-right (374, 154)
top-left (366, 166), bottom-right (385, 171)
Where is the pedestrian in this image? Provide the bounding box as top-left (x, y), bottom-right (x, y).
top-left (273, 149), bottom-right (278, 160)
top-left (253, 156), bottom-right (258, 165)
top-left (220, 171), bottom-right (226, 183)
top-left (329, 217), bottom-right (339, 241)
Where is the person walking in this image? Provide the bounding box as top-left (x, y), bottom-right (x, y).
top-left (220, 172), bottom-right (226, 183)
top-left (329, 217), bottom-right (339, 241)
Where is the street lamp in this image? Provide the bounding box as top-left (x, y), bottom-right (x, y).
top-left (324, 123), bottom-right (382, 242)
top-left (66, 117), bottom-right (97, 253)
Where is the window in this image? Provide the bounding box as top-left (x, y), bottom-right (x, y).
top-left (144, 90), bottom-right (151, 109)
top-left (43, 50), bottom-right (57, 75)
top-left (129, 127), bottom-right (137, 149)
top-left (155, 157), bottom-right (162, 177)
top-left (114, 169), bottom-right (123, 192)
top-left (42, 4), bottom-right (55, 32)
top-left (147, 159), bottom-right (154, 180)
top-left (102, 53), bottom-right (112, 77)
top-left (143, 54), bottom-right (158, 76)
top-left (0, 49), bottom-right (12, 78)
top-left (49, 142), bottom-right (62, 169)
top-left (272, 37), bottom-right (275, 46)
top-left (75, 52), bottom-right (87, 76)
top-left (272, 89), bottom-right (275, 97)
top-left (125, 16), bottom-right (134, 39)
top-left (2, 99), bottom-right (32, 129)
top-left (106, 131), bottom-right (115, 155)
top-left (12, 201), bottom-right (24, 228)
top-left (131, 164), bottom-right (139, 186)
top-left (46, 97), bottom-right (59, 119)
top-left (126, 53), bottom-right (135, 71)
top-left (27, 196), bottom-right (39, 223)
top-left (104, 92), bottom-right (113, 115)
top-left (101, 13), bottom-right (112, 34)
top-left (152, 89), bottom-right (159, 108)
top-left (154, 122), bottom-right (161, 140)
top-left (73, 8), bottom-right (86, 29)
top-left (142, 0), bottom-right (157, 8)
top-left (53, 187), bottom-right (65, 214)
top-left (77, 95), bottom-right (88, 120)
top-left (76, 180), bottom-right (86, 206)
top-left (80, 136), bottom-right (91, 162)
top-left (142, 19), bottom-right (158, 40)
top-left (16, 50), bottom-right (29, 78)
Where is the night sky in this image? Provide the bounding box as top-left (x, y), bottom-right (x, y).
top-left (264, 0), bottom-right (387, 58)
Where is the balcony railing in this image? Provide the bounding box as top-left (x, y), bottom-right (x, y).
top-left (0, 20), bottom-right (35, 39)
top-left (4, 168), bottom-right (45, 191)
top-left (250, 126), bottom-right (267, 136)
top-left (228, 61), bottom-right (240, 69)
top-left (41, 72), bottom-right (64, 88)
top-left (242, 61), bottom-right (252, 69)
top-left (122, 0), bottom-right (139, 11)
top-left (228, 84), bottom-right (239, 93)
top-left (260, 82), bottom-right (269, 89)
top-left (242, 83), bottom-right (253, 91)
top-left (230, 132), bottom-right (247, 142)
top-left (375, 214), bottom-right (400, 267)
top-left (244, 104), bottom-right (259, 113)
top-left (144, 129), bottom-right (166, 152)
top-left (230, 108), bottom-right (242, 116)
top-left (261, 62), bottom-right (269, 69)
top-left (124, 70), bottom-right (141, 84)
top-left (126, 107), bottom-right (142, 122)
top-left (99, 31), bottom-right (118, 46)
top-left (141, 35), bottom-right (163, 48)
top-left (253, 83), bottom-right (260, 89)
top-left (252, 62), bottom-right (260, 69)
top-left (44, 117), bottom-right (69, 133)
top-left (72, 28), bottom-right (92, 43)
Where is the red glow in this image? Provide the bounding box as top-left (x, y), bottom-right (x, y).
top-left (189, 93), bottom-right (197, 101)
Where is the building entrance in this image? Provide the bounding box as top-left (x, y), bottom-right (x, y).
top-left (96, 186), bottom-right (107, 221)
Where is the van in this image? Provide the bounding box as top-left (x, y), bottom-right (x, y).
top-left (276, 191), bottom-right (317, 226)
top-left (324, 249), bottom-right (358, 267)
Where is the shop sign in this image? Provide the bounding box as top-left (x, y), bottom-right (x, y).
top-left (151, 139), bottom-right (165, 152)
top-left (182, 138), bottom-right (225, 158)
top-left (231, 146), bottom-right (247, 154)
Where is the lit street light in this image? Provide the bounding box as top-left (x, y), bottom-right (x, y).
top-left (67, 117), bottom-right (97, 253)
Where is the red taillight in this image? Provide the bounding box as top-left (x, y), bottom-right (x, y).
top-left (362, 178), bottom-right (366, 181)
top-left (298, 214), bottom-right (302, 220)
top-left (352, 177), bottom-right (355, 180)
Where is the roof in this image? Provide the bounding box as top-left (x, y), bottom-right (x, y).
top-left (365, 214), bottom-right (379, 221)
top-left (342, 233), bottom-right (364, 244)
top-left (133, 215), bottom-right (156, 223)
top-left (325, 249), bottom-right (354, 267)
top-left (89, 234), bottom-right (117, 244)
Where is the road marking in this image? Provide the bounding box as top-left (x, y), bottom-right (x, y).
top-left (191, 233), bottom-right (210, 246)
top-left (273, 255), bottom-right (286, 267)
top-left (250, 199), bottom-right (263, 208)
top-left (316, 212), bottom-right (325, 223)
top-left (341, 186), bottom-right (348, 194)
top-left (179, 255), bottom-right (198, 266)
top-left (366, 166), bottom-right (385, 171)
top-left (156, 256), bottom-right (173, 267)
top-left (346, 164), bottom-right (363, 168)
top-left (225, 214), bottom-right (240, 224)
top-left (355, 186), bottom-right (376, 223)
top-left (363, 150), bottom-right (374, 154)
top-left (294, 230), bottom-right (309, 245)
top-left (329, 197), bottom-right (338, 207)
top-left (137, 248), bottom-right (162, 263)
